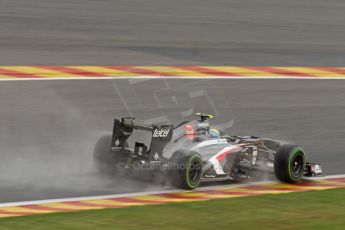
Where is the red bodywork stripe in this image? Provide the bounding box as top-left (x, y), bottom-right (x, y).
top-left (216, 147), bottom-right (240, 162)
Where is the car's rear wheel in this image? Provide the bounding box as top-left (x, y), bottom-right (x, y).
top-left (274, 144), bottom-right (306, 183)
top-left (170, 150), bottom-right (203, 190)
top-left (93, 134), bottom-right (128, 175)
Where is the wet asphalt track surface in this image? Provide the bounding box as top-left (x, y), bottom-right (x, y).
top-left (1, 0), bottom-right (345, 65)
top-left (0, 79), bottom-right (345, 202)
top-left (1, 0), bottom-right (345, 202)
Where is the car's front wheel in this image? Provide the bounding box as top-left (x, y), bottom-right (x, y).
top-left (274, 144), bottom-right (306, 183)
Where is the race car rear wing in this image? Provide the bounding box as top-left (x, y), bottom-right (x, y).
top-left (111, 117), bottom-right (173, 161)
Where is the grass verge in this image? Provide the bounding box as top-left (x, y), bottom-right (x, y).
top-left (0, 188), bottom-right (344, 230)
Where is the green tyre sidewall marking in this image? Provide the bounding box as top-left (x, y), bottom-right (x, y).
top-left (288, 147), bottom-right (306, 182)
top-left (185, 154), bottom-right (203, 189)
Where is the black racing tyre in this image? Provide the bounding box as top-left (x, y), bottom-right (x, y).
top-left (274, 144), bottom-right (306, 183)
top-left (93, 135), bottom-right (128, 174)
top-left (170, 150), bottom-right (203, 190)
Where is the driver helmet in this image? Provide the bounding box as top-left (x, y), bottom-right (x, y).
top-left (210, 128), bottom-right (221, 138)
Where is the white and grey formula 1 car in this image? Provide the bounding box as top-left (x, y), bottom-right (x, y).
top-left (94, 113), bottom-right (322, 190)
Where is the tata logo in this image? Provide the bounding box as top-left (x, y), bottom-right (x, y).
top-left (152, 128), bottom-right (170, 138)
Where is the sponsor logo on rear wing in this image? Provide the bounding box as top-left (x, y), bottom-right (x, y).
top-left (153, 127), bottom-right (171, 138)
top-left (151, 125), bottom-right (173, 142)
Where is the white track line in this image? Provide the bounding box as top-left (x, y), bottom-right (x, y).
top-left (1, 76), bottom-right (345, 81)
top-left (0, 174), bottom-right (344, 208)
